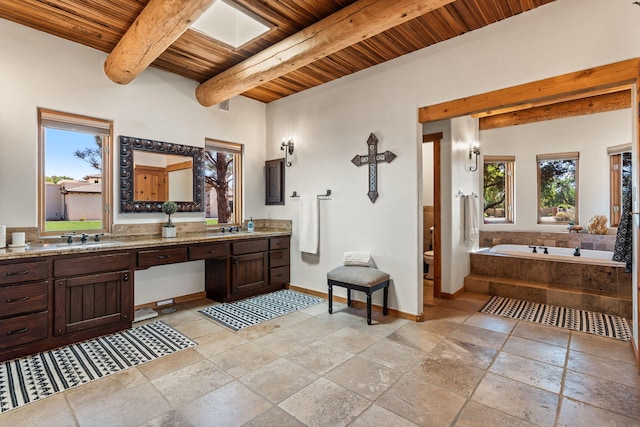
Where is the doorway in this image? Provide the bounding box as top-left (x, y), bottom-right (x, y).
top-left (422, 132), bottom-right (442, 302)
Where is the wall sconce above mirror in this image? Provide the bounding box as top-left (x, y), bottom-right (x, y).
top-left (281, 138), bottom-right (294, 167)
top-left (466, 143), bottom-right (481, 172)
top-left (119, 136), bottom-right (204, 213)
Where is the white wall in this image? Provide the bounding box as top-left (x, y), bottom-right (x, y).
top-left (480, 110), bottom-right (632, 232)
top-left (265, 0), bottom-right (640, 314)
top-left (0, 18), bottom-right (266, 304)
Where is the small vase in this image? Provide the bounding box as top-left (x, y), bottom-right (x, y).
top-left (162, 227), bottom-right (176, 238)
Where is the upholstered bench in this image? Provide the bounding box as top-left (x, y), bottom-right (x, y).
top-left (327, 266), bottom-right (390, 325)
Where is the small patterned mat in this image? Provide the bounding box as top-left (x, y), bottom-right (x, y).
top-left (199, 290), bottom-right (325, 331)
top-left (481, 296), bottom-right (631, 341)
top-left (0, 321), bottom-right (196, 413)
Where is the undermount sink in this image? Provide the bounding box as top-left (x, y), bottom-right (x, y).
top-left (37, 241), bottom-right (124, 250)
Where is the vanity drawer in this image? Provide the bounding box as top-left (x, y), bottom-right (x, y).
top-left (54, 253), bottom-right (130, 277)
top-left (270, 249), bottom-right (290, 268)
top-left (0, 281), bottom-right (48, 318)
top-left (269, 237), bottom-right (290, 250)
top-left (232, 239), bottom-right (268, 255)
top-left (0, 261), bottom-right (48, 285)
top-left (0, 311), bottom-right (48, 350)
top-left (269, 266), bottom-right (290, 285)
top-left (189, 243), bottom-right (230, 260)
top-left (138, 247), bottom-right (188, 268)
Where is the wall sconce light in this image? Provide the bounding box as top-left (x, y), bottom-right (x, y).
top-left (281, 138), bottom-right (294, 167)
top-left (466, 143), bottom-right (480, 172)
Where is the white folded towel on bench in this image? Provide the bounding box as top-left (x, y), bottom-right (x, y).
top-left (343, 252), bottom-right (372, 267)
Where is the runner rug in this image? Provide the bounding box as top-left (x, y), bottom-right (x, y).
top-left (480, 296), bottom-right (631, 342)
top-left (199, 289), bottom-right (325, 331)
top-left (0, 321), bottom-right (196, 413)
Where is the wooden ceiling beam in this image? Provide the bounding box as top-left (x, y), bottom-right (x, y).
top-left (195, 0), bottom-right (456, 107)
top-left (419, 58), bottom-right (640, 123)
top-left (104, 0), bottom-right (214, 85)
top-left (479, 90), bottom-right (632, 130)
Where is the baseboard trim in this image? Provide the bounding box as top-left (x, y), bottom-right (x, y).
top-left (441, 287), bottom-right (465, 300)
top-left (288, 284), bottom-right (421, 322)
top-left (134, 291), bottom-right (207, 311)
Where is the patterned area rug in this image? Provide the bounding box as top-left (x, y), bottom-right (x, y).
top-left (481, 296), bottom-right (631, 342)
top-left (0, 321), bottom-right (196, 413)
top-left (199, 290), bottom-right (325, 331)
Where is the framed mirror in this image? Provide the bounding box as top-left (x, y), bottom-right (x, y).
top-left (119, 136), bottom-right (205, 213)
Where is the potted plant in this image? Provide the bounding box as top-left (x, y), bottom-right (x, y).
top-left (161, 201), bottom-right (178, 238)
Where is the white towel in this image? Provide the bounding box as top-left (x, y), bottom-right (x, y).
top-left (464, 195), bottom-right (479, 242)
top-left (299, 194), bottom-right (319, 254)
top-left (343, 252), bottom-right (372, 267)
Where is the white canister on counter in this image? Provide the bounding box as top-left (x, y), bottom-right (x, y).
top-left (0, 225), bottom-right (5, 248)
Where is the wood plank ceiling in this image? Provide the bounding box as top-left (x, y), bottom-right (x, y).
top-left (0, 0), bottom-right (555, 104)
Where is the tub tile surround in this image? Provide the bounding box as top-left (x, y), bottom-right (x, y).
top-left (467, 251), bottom-right (632, 318)
top-left (480, 231), bottom-right (616, 252)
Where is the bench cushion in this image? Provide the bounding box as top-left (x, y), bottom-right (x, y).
top-left (327, 266), bottom-right (389, 287)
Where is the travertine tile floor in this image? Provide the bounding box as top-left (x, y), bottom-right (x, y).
top-left (1, 291), bottom-right (639, 427)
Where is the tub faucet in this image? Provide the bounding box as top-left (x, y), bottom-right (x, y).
top-left (574, 246), bottom-right (581, 257)
top-left (528, 245), bottom-right (537, 254)
top-left (538, 246), bottom-right (549, 254)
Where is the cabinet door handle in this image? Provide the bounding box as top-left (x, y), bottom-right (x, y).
top-left (6, 270), bottom-right (29, 276)
top-left (233, 257), bottom-right (238, 264)
top-left (6, 296), bottom-right (29, 303)
top-left (205, 250), bottom-right (216, 255)
top-left (123, 272), bottom-right (129, 282)
top-left (7, 327), bottom-right (29, 335)
top-left (157, 255), bottom-right (170, 259)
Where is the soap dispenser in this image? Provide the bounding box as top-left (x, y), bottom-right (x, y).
top-left (248, 217), bottom-right (255, 233)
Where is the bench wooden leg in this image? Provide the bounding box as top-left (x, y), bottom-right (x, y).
top-left (347, 288), bottom-right (351, 307)
top-left (383, 283), bottom-right (389, 315)
top-left (366, 292), bottom-right (372, 325)
top-left (328, 283), bottom-right (333, 314)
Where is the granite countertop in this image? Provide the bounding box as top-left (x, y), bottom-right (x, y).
top-left (0, 229), bottom-right (291, 261)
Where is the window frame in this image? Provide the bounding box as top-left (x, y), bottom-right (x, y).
top-left (38, 108), bottom-right (113, 236)
top-left (608, 143), bottom-right (632, 227)
top-left (204, 138), bottom-right (243, 228)
top-left (536, 151), bottom-right (579, 225)
top-left (482, 155), bottom-right (515, 224)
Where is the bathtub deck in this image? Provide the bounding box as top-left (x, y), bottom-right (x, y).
top-left (466, 251), bottom-right (632, 319)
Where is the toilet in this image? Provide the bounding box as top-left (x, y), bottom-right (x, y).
top-left (423, 226), bottom-right (435, 279)
top-left (423, 250), bottom-right (434, 279)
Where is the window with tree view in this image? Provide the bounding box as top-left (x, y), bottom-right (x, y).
top-left (205, 139), bottom-right (242, 226)
top-left (38, 109), bottom-right (112, 235)
top-left (483, 156), bottom-right (514, 224)
top-left (537, 152), bottom-right (578, 224)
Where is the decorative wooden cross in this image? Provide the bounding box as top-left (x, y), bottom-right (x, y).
top-left (351, 133), bottom-right (396, 203)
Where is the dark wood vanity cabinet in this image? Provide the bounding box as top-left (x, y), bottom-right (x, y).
top-left (269, 237), bottom-right (290, 286)
top-left (203, 237), bottom-right (290, 302)
top-left (0, 259), bottom-right (49, 352)
top-left (53, 252), bottom-right (133, 337)
top-left (231, 239), bottom-right (269, 298)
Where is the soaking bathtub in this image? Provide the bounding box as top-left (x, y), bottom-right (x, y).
top-left (488, 244), bottom-right (624, 268)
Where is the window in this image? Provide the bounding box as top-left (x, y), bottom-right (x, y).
top-left (204, 139), bottom-right (242, 226)
top-left (483, 156), bottom-right (515, 224)
top-left (38, 109), bottom-right (113, 235)
top-left (537, 152), bottom-right (579, 224)
top-left (608, 144), bottom-right (632, 227)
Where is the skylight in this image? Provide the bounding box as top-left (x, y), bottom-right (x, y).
top-left (191, 0), bottom-right (270, 49)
